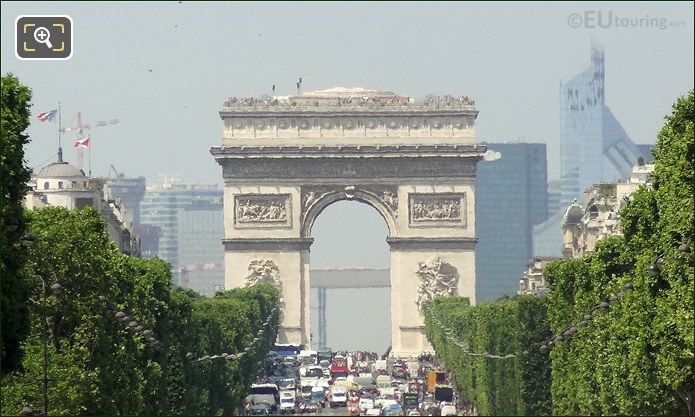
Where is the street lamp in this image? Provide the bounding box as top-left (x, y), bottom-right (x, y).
top-left (31, 274), bottom-right (63, 416)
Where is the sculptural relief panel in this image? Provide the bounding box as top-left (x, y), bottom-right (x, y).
top-left (234, 193), bottom-right (292, 228)
top-left (409, 193), bottom-right (466, 228)
top-left (414, 257), bottom-right (459, 314)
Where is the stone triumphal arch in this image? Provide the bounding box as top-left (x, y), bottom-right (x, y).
top-left (211, 88), bottom-right (486, 357)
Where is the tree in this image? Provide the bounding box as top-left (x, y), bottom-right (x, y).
top-left (424, 295), bottom-right (552, 416)
top-left (1, 74), bottom-right (33, 374)
top-left (544, 91), bottom-right (693, 415)
top-left (1, 206), bottom-right (280, 415)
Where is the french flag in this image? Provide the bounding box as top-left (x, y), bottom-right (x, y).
top-left (74, 137), bottom-right (90, 149)
top-left (36, 109), bottom-right (57, 123)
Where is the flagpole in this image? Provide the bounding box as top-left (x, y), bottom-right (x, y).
top-left (58, 101), bottom-right (62, 156)
top-left (88, 139), bottom-right (92, 177)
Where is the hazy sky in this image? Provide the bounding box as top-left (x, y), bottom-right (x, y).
top-left (2, 2), bottom-right (693, 184)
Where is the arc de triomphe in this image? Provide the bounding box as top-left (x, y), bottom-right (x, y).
top-left (211, 88), bottom-right (485, 357)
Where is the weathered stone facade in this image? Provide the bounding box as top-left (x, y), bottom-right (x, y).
top-left (562, 162), bottom-right (654, 259)
top-left (211, 88), bottom-right (485, 356)
top-left (516, 256), bottom-right (558, 296)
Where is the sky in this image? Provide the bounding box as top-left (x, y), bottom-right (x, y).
top-left (2, 1), bottom-right (693, 184)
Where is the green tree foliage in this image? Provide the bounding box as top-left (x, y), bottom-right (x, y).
top-left (424, 296), bottom-right (552, 416)
top-left (1, 74), bottom-right (33, 374)
top-left (1, 207), bottom-right (279, 415)
top-left (544, 91), bottom-right (693, 415)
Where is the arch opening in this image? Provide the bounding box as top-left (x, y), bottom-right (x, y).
top-left (309, 200), bottom-right (391, 354)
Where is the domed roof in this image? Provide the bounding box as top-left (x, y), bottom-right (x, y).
top-left (563, 199), bottom-right (584, 225)
top-left (37, 162), bottom-right (85, 179)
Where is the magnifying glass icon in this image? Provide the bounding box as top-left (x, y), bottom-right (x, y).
top-left (33, 27), bottom-right (53, 49)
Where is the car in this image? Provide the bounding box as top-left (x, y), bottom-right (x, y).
top-left (329, 386), bottom-right (348, 408)
top-left (392, 368), bottom-right (408, 380)
top-left (359, 398), bottom-right (375, 412)
top-left (440, 404), bottom-right (457, 416)
top-left (365, 407), bottom-right (383, 416)
top-left (279, 390), bottom-right (296, 414)
top-left (248, 403), bottom-right (271, 416)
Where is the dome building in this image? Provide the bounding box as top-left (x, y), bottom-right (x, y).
top-left (27, 149), bottom-right (103, 211)
top-left (25, 148), bottom-right (140, 255)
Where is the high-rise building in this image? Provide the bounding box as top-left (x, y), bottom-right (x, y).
top-left (559, 42), bottom-right (644, 207)
top-left (475, 142), bottom-right (549, 302)
top-left (547, 180), bottom-right (562, 215)
top-left (177, 198), bottom-right (224, 296)
top-left (139, 177), bottom-right (223, 284)
top-left (536, 43), bottom-right (654, 258)
top-left (102, 175), bottom-right (146, 225)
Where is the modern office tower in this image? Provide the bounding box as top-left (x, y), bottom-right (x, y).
top-left (139, 177), bottom-right (223, 284)
top-left (177, 198), bottom-right (224, 296)
top-left (560, 42), bottom-right (643, 207)
top-left (102, 175), bottom-right (146, 225)
top-left (475, 142), bottom-right (549, 302)
top-left (546, 180), bottom-right (562, 216)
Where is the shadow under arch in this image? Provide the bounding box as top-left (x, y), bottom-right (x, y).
top-left (301, 188), bottom-right (399, 239)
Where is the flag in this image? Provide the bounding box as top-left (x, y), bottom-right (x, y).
top-left (74, 137), bottom-right (91, 149)
top-left (37, 109), bottom-right (57, 122)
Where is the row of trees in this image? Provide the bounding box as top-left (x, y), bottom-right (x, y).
top-left (2, 74), bottom-right (280, 415)
top-left (424, 296), bottom-right (551, 416)
top-left (1, 207), bottom-right (280, 415)
top-left (424, 91), bottom-right (693, 415)
top-left (544, 90), bottom-right (693, 415)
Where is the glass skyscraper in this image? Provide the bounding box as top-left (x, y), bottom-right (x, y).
top-left (560, 42), bottom-right (643, 206)
top-left (139, 178), bottom-right (223, 285)
top-left (475, 143), bottom-right (549, 302)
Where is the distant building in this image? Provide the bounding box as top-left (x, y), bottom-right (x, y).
top-left (560, 42), bottom-right (645, 207)
top-left (636, 144), bottom-right (655, 163)
top-left (103, 174), bottom-right (146, 225)
top-left (139, 177), bottom-right (223, 285)
top-left (516, 256), bottom-right (559, 296)
top-left (546, 180), bottom-right (562, 216)
top-left (24, 149), bottom-right (139, 255)
top-left (475, 142), bottom-right (549, 302)
top-left (177, 198), bottom-right (224, 296)
top-left (562, 161), bottom-right (654, 259)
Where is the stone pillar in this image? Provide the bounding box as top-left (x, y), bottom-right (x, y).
top-left (387, 237), bottom-right (477, 358)
top-left (317, 288), bottom-right (327, 349)
top-left (223, 237), bottom-right (313, 346)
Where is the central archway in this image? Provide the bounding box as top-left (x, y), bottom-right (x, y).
top-left (309, 200), bottom-right (391, 352)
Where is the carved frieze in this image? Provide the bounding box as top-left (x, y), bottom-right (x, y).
top-left (301, 185), bottom-right (399, 215)
top-left (234, 194), bottom-right (291, 227)
top-left (220, 157), bottom-right (479, 180)
top-left (409, 193), bottom-right (466, 227)
top-left (363, 186), bottom-right (398, 214)
top-left (220, 115), bottom-right (475, 133)
top-left (414, 258), bottom-right (459, 314)
top-left (244, 259), bottom-right (281, 288)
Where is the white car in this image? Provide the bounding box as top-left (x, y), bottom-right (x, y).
top-left (359, 398), bottom-right (374, 412)
top-left (440, 404), bottom-right (457, 416)
top-left (329, 388), bottom-right (348, 408)
top-left (279, 397), bottom-right (296, 414)
top-left (366, 407), bottom-right (383, 416)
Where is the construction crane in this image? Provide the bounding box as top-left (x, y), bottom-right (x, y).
top-left (107, 164), bottom-right (123, 180)
top-left (60, 111), bottom-right (119, 174)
